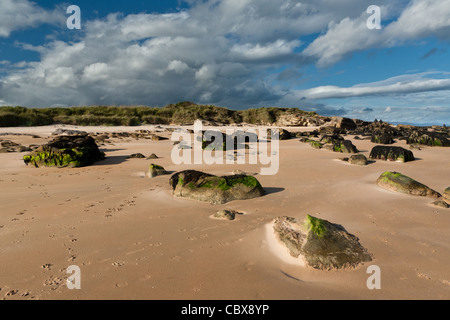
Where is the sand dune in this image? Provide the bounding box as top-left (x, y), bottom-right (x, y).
top-left (0, 125), bottom-right (449, 300)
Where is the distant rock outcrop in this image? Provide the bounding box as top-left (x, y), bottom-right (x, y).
top-left (169, 170), bottom-right (265, 204)
top-left (23, 135), bottom-right (105, 168)
top-left (369, 146), bottom-right (415, 162)
top-left (376, 171), bottom-right (441, 198)
top-left (272, 215), bottom-right (372, 270)
top-left (406, 131), bottom-right (450, 147)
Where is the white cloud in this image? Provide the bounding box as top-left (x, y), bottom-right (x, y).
top-left (304, 0), bottom-right (450, 67)
top-left (0, 0), bottom-right (64, 37)
top-left (298, 73), bottom-right (450, 99)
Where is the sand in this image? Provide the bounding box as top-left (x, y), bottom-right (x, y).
top-left (0, 124), bottom-right (449, 300)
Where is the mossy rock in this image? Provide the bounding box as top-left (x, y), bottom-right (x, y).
top-left (332, 140), bottom-right (359, 154)
top-left (211, 210), bottom-right (242, 221)
top-left (148, 164), bottom-right (168, 178)
top-left (369, 146), bottom-right (415, 163)
top-left (23, 135), bottom-right (105, 168)
top-left (371, 133), bottom-right (394, 145)
top-left (128, 153), bottom-right (146, 159)
top-left (169, 170), bottom-right (265, 204)
top-left (406, 131), bottom-right (450, 147)
top-left (377, 171), bottom-right (441, 198)
top-left (272, 215), bottom-right (372, 270)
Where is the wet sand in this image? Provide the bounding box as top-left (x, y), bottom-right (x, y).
top-left (0, 125), bottom-right (449, 300)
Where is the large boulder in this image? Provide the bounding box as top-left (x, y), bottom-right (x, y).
top-left (376, 172), bottom-right (441, 198)
top-left (272, 215), bottom-right (372, 270)
top-left (169, 170), bottom-right (265, 204)
top-left (369, 146), bottom-right (415, 163)
top-left (23, 135), bottom-right (105, 168)
top-left (406, 131), bottom-right (450, 147)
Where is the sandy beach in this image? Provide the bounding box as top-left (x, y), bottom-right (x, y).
top-left (0, 124), bottom-right (449, 300)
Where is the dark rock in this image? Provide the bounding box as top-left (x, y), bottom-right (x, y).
top-left (128, 153), bottom-right (146, 159)
top-left (376, 171), bottom-right (441, 198)
top-left (212, 210), bottom-right (243, 221)
top-left (148, 164), bottom-right (168, 178)
top-left (332, 140), bottom-right (359, 153)
top-left (431, 201), bottom-right (449, 209)
top-left (406, 131), bottom-right (450, 147)
top-left (169, 170), bottom-right (265, 205)
top-left (147, 153), bottom-right (159, 159)
top-left (272, 215), bottom-right (372, 270)
top-left (371, 132), bottom-right (394, 144)
top-left (348, 154), bottom-right (368, 165)
top-left (23, 135), bottom-right (105, 168)
top-left (369, 146), bottom-right (415, 163)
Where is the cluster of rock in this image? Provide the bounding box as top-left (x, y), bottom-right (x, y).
top-left (0, 140), bottom-right (34, 153)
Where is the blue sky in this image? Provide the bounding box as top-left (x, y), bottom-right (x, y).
top-left (0, 0), bottom-right (449, 125)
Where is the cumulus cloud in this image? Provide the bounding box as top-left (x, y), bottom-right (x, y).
top-left (0, 0), bottom-right (64, 37)
top-left (304, 0), bottom-right (450, 67)
top-left (0, 0), bottom-right (449, 126)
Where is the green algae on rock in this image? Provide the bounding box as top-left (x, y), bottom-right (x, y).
top-left (272, 215), bottom-right (372, 270)
top-left (376, 171), bottom-right (441, 198)
top-left (23, 135), bottom-right (105, 168)
top-left (369, 146), bottom-right (415, 163)
top-left (169, 170), bottom-right (265, 204)
top-left (148, 164), bottom-right (168, 178)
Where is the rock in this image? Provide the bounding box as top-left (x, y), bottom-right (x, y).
top-left (169, 170), bottom-right (265, 205)
top-left (148, 164), bottom-right (168, 178)
top-left (331, 140), bottom-right (359, 153)
top-left (212, 210), bottom-right (242, 221)
top-left (147, 153), bottom-right (159, 159)
top-left (268, 128), bottom-right (292, 140)
top-left (272, 215), bottom-right (372, 270)
top-left (376, 172), bottom-right (441, 198)
top-left (329, 117), bottom-right (357, 131)
top-left (348, 154), bottom-right (368, 165)
top-left (23, 135), bottom-right (105, 168)
top-left (52, 128), bottom-right (88, 136)
top-left (431, 201), bottom-right (449, 209)
top-left (406, 131), bottom-right (450, 147)
top-left (369, 146), bottom-right (415, 162)
top-left (128, 153), bottom-right (146, 159)
top-left (371, 132), bottom-right (394, 144)
top-left (444, 187), bottom-right (450, 202)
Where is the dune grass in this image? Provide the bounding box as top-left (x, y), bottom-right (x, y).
top-left (0, 102), bottom-right (317, 127)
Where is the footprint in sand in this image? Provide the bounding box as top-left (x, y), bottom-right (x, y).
top-left (41, 264), bottom-right (53, 270)
top-left (416, 269), bottom-right (431, 280)
top-left (112, 261), bottom-right (125, 267)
